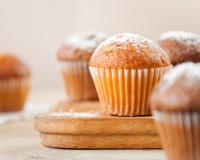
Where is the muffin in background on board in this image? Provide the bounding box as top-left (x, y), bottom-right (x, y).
top-left (89, 33), bottom-right (171, 116)
top-left (57, 32), bottom-right (107, 101)
top-left (157, 31), bottom-right (200, 65)
top-left (151, 62), bottom-right (200, 160)
top-left (0, 53), bottom-right (30, 112)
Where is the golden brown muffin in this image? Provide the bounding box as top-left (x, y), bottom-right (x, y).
top-left (151, 62), bottom-right (200, 160)
top-left (158, 31), bottom-right (200, 65)
top-left (0, 54), bottom-right (30, 79)
top-left (57, 32), bottom-right (106, 61)
top-left (0, 53), bottom-right (30, 112)
top-left (90, 33), bottom-right (170, 69)
top-left (57, 32), bottom-right (107, 101)
top-left (89, 33), bottom-right (171, 116)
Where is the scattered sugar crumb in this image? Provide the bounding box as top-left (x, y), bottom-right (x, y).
top-left (50, 112), bottom-right (100, 118)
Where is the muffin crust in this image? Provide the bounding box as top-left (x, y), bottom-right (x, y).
top-left (151, 62), bottom-right (200, 112)
top-left (90, 33), bottom-right (170, 69)
top-left (57, 32), bottom-right (106, 61)
top-left (158, 31), bottom-right (200, 65)
top-left (0, 53), bottom-right (30, 79)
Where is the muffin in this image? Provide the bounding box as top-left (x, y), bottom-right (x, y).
top-left (158, 31), bottom-right (200, 65)
top-left (89, 33), bottom-right (171, 116)
top-left (57, 32), bottom-right (107, 101)
top-left (0, 53), bottom-right (30, 112)
top-left (151, 62), bottom-right (200, 160)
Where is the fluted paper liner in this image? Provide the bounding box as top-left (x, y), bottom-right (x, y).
top-left (0, 78), bottom-right (30, 112)
top-left (60, 61), bottom-right (98, 101)
top-left (154, 111), bottom-right (200, 160)
top-left (89, 66), bottom-right (171, 116)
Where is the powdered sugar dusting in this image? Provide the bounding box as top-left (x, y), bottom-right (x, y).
top-left (160, 62), bottom-right (200, 91)
top-left (159, 31), bottom-right (200, 50)
top-left (96, 33), bottom-right (161, 53)
top-left (65, 32), bottom-right (106, 53)
top-left (49, 112), bottom-right (100, 118)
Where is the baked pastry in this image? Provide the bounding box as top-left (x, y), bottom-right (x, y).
top-left (158, 31), bottom-right (200, 65)
top-left (89, 33), bottom-right (171, 116)
top-left (57, 32), bottom-right (106, 101)
top-left (151, 62), bottom-right (200, 160)
top-left (0, 53), bottom-right (30, 112)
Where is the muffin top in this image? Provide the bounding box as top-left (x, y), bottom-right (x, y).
top-left (151, 62), bottom-right (200, 112)
top-left (90, 33), bottom-right (170, 69)
top-left (57, 32), bottom-right (107, 61)
top-left (0, 53), bottom-right (30, 79)
top-left (158, 31), bottom-right (200, 65)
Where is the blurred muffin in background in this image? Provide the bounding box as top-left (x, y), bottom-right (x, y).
top-left (157, 31), bottom-right (200, 65)
top-left (57, 32), bottom-right (107, 101)
top-left (151, 62), bottom-right (200, 160)
top-left (0, 53), bottom-right (30, 112)
top-left (89, 33), bottom-right (171, 116)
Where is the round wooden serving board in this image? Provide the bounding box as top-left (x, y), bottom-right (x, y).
top-left (34, 101), bottom-right (161, 149)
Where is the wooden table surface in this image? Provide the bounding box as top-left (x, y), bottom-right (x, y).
top-left (0, 119), bottom-right (166, 160)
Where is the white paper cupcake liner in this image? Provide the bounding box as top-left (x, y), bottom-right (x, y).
top-left (154, 111), bottom-right (200, 160)
top-left (89, 66), bottom-right (171, 116)
top-left (60, 60), bottom-right (98, 101)
top-left (0, 78), bottom-right (30, 112)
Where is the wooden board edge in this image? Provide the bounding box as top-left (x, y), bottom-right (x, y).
top-left (34, 114), bottom-right (158, 135)
top-left (40, 133), bottom-right (162, 149)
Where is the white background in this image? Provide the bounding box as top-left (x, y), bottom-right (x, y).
top-left (0, 0), bottom-right (199, 93)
